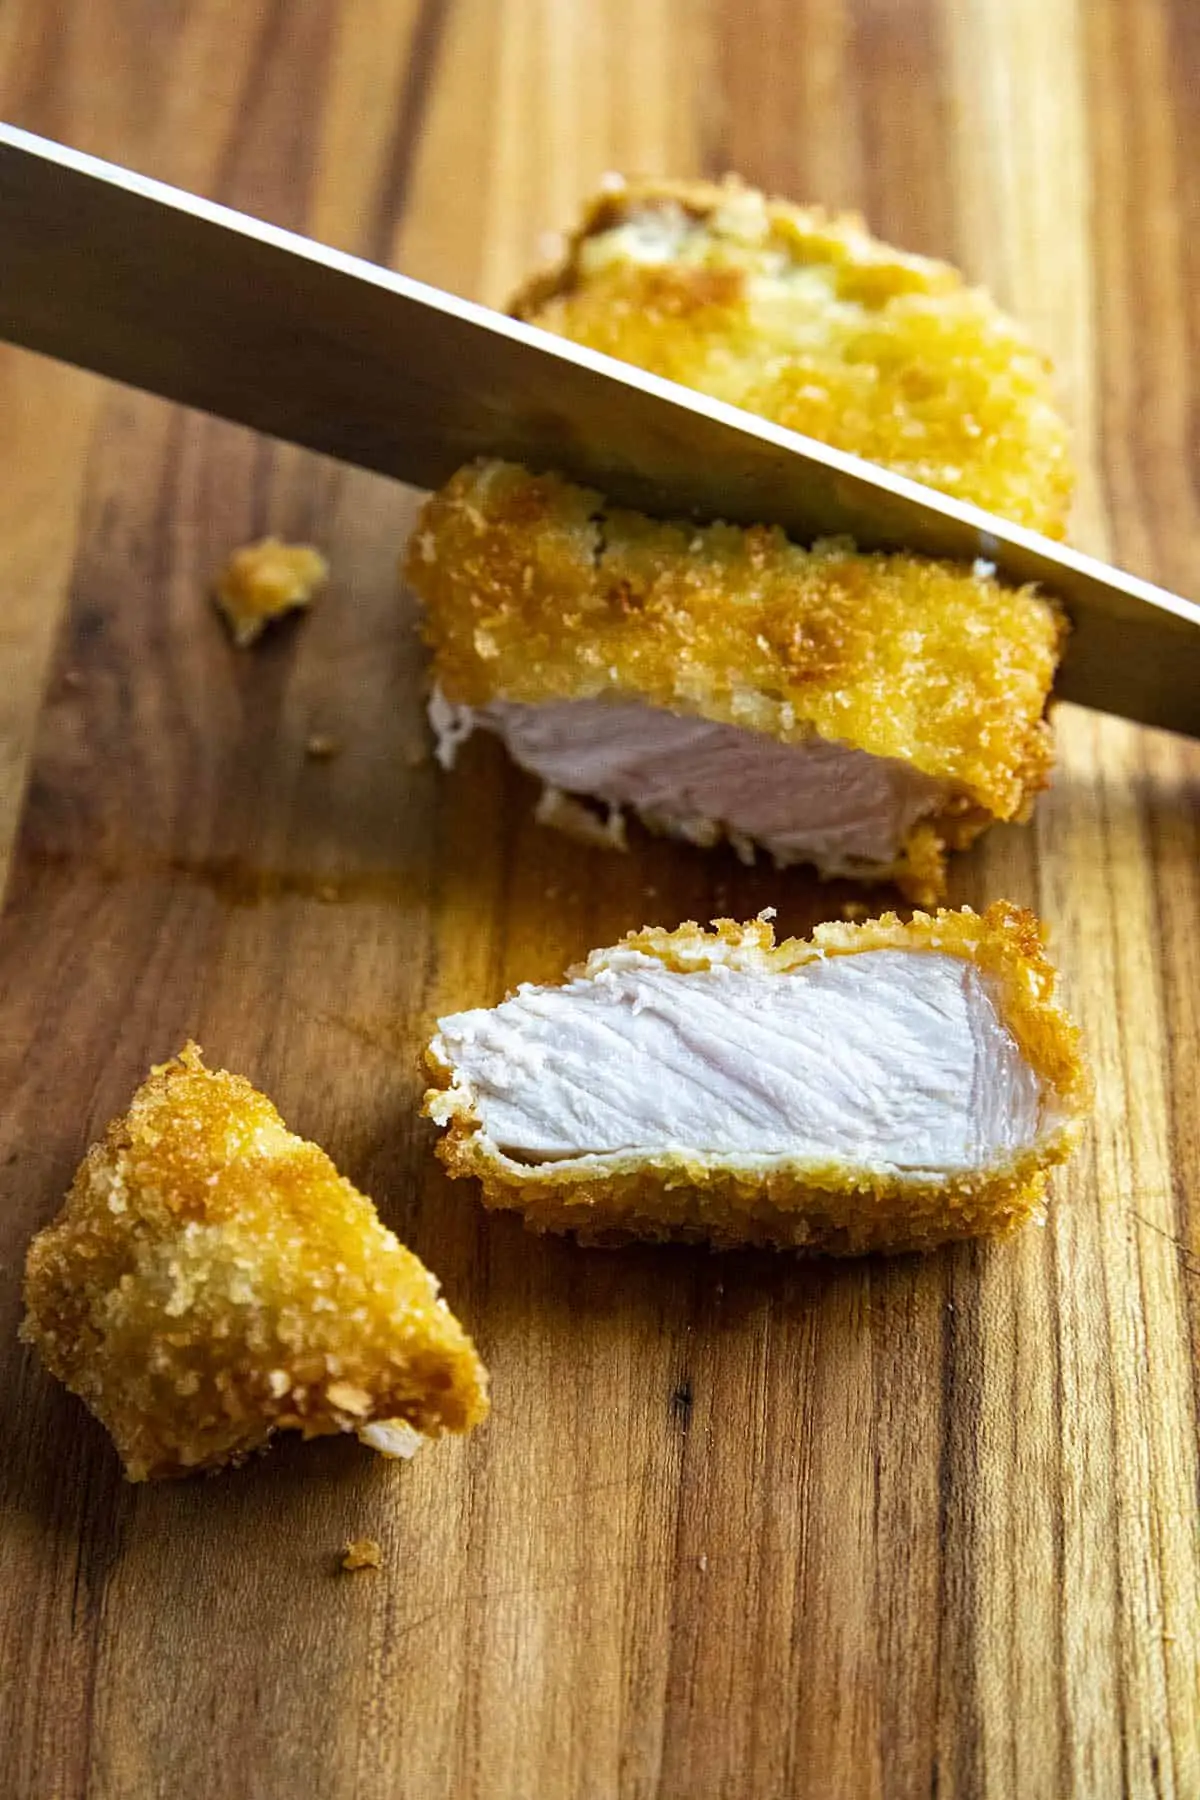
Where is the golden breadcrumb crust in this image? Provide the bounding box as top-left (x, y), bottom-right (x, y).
top-left (22, 1045), bottom-right (488, 1480)
top-left (511, 175), bottom-right (1073, 536)
top-left (407, 460), bottom-right (1065, 899)
top-left (424, 904), bottom-right (1089, 1255)
top-left (214, 537), bottom-right (328, 647)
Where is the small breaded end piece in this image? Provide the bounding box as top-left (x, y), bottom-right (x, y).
top-left (21, 1045), bottom-right (488, 1480)
top-left (214, 538), bottom-right (329, 647)
top-left (407, 460), bottom-right (1065, 903)
top-left (512, 175), bottom-right (1073, 536)
top-left (424, 903), bottom-right (1089, 1255)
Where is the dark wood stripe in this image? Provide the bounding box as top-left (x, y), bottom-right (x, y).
top-left (364, 0), bottom-right (452, 265)
top-left (850, 0), bottom-right (955, 257)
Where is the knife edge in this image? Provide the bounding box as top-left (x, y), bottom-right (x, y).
top-left (0, 121), bottom-right (1196, 735)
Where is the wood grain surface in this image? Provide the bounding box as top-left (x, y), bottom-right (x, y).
top-left (1, 3), bottom-right (1198, 1796)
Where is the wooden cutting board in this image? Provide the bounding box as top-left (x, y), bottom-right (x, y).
top-left (1, 4), bottom-right (1197, 1796)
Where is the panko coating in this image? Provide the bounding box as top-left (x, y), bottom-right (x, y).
top-left (22, 1044), bottom-right (488, 1480)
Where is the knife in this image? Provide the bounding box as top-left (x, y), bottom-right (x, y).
top-left (0, 123), bottom-right (1196, 737)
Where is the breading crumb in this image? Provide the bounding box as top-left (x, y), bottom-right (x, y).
top-left (214, 538), bottom-right (329, 648)
top-left (342, 1537), bottom-right (383, 1572)
top-left (358, 1419), bottom-right (425, 1459)
top-left (305, 733), bottom-right (342, 761)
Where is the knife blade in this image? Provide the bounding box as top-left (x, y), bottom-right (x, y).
top-left (0, 122), bottom-right (1196, 736)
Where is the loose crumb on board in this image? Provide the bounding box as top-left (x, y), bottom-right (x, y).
top-left (214, 538), bottom-right (329, 648)
top-left (305, 733), bottom-right (342, 760)
top-left (342, 1537), bottom-right (383, 1572)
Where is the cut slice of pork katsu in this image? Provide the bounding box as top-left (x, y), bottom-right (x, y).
top-left (424, 905), bottom-right (1088, 1254)
top-left (409, 461), bottom-right (1065, 905)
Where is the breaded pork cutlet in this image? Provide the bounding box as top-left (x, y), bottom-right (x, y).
top-left (22, 1045), bottom-right (488, 1480)
top-left (425, 904), bottom-right (1088, 1255)
top-left (512, 175), bottom-right (1073, 535)
top-left (409, 461), bottom-right (1065, 904)
top-left (408, 180), bottom-right (1074, 894)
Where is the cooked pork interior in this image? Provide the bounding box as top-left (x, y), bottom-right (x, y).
top-left (431, 692), bottom-right (949, 875)
top-left (433, 946), bottom-right (1052, 1173)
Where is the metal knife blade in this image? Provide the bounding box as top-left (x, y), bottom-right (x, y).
top-left (0, 122), bottom-right (1196, 736)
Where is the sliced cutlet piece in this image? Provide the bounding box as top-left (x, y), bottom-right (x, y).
top-left (511, 174), bottom-right (1073, 536)
top-left (22, 1044), bottom-right (488, 1479)
top-left (408, 460), bottom-right (1065, 905)
top-left (424, 904), bottom-right (1089, 1255)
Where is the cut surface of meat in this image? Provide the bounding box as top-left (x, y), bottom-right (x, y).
top-left (434, 949), bottom-right (1042, 1171)
top-left (431, 690), bottom-right (949, 876)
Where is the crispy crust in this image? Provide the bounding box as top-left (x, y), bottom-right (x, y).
top-left (511, 175), bottom-right (1073, 536)
top-left (407, 460), bottom-right (1065, 899)
top-left (22, 1045), bottom-right (489, 1480)
top-left (423, 904), bottom-right (1089, 1255)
